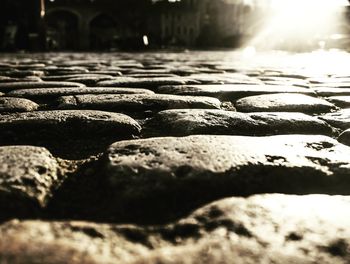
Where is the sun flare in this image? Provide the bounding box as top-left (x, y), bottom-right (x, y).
top-left (247, 0), bottom-right (350, 51)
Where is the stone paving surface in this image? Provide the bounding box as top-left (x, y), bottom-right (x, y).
top-left (0, 51), bottom-right (350, 263)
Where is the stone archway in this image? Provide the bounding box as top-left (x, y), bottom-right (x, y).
top-left (46, 9), bottom-right (79, 50)
top-left (90, 14), bottom-right (118, 50)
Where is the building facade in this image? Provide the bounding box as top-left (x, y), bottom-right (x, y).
top-left (150, 0), bottom-right (259, 47)
top-left (1, 0), bottom-right (349, 51)
top-left (45, 0), bottom-right (150, 50)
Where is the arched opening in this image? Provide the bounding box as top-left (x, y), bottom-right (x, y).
top-left (90, 14), bottom-right (118, 50)
top-left (46, 10), bottom-right (79, 50)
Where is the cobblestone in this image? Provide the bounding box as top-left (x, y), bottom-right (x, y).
top-left (0, 146), bottom-right (63, 220)
top-left (1, 195), bottom-right (349, 264)
top-left (326, 96), bottom-right (350, 107)
top-left (96, 135), bottom-right (350, 222)
top-left (319, 109), bottom-right (350, 129)
top-left (0, 51), bottom-right (350, 263)
top-left (57, 94), bottom-right (222, 114)
top-left (338, 129), bottom-right (350, 146)
top-left (7, 87), bottom-right (154, 100)
top-left (235, 93), bottom-right (336, 113)
top-left (145, 109), bottom-right (334, 137)
top-left (0, 97), bottom-right (39, 112)
top-left (0, 81), bottom-right (86, 92)
top-left (157, 84), bottom-right (315, 100)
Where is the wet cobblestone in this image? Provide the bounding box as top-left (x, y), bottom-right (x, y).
top-left (0, 51), bottom-right (350, 263)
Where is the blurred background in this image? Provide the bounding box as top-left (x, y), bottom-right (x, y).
top-left (1, 0), bottom-right (350, 52)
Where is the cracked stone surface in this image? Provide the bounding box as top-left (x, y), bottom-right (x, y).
top-left (0, 146), bottom-right (63, 219)
top-left (1, 194), bottom-right (349, 264)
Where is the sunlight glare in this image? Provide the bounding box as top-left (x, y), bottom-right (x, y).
top-left (247, 0), bottom-right (350, 51)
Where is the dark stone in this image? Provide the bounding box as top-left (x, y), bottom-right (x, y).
top-left (0, 110), bottom-right (141, 159)
top-left (326, 96), bottom-right (350, 108)
top-left (0, 146), bottom-right (63, 219)
top-left (144, 109), bottom-right (334, 137)
top-left (338, 129), bottom-right (350, 146)
top-left (75, 135), bottom-right (350, 222)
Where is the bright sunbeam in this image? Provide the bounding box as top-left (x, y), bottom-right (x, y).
top-left (247, 0), bottom-right (350, 52)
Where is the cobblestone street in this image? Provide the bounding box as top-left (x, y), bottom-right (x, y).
top-left (1, 50), bottom-right (350, 263)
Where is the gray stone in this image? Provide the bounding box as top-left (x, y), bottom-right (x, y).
top-left (7, 87), bottom-right (154, 100)
top-left (97, 77), bottom-right (192, 88)
top-left (235, 93), bottom-right (336, 113)
top-left (326, 96), bottom-right (350, 107)
top-left (0, 97), bottom-right (39, 112)
top-left (145, 110), bottom-right (334, 137)
top-left (0, 81), bottom-right (85, 92)
top-left (156, 84), bottom-right (315, 101)
top-left (1, 194), bottom-right (350, 263)
top-left (338, 129), bottom-right (350, 146)
top-left (0, 146), bottom-right (62, 218)
top-left (319, 109), bottom-right (350, 129)
top-left (94, 135), bottom-right (350, 222)
top-left (57, 94), bottom-right (221, 112)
